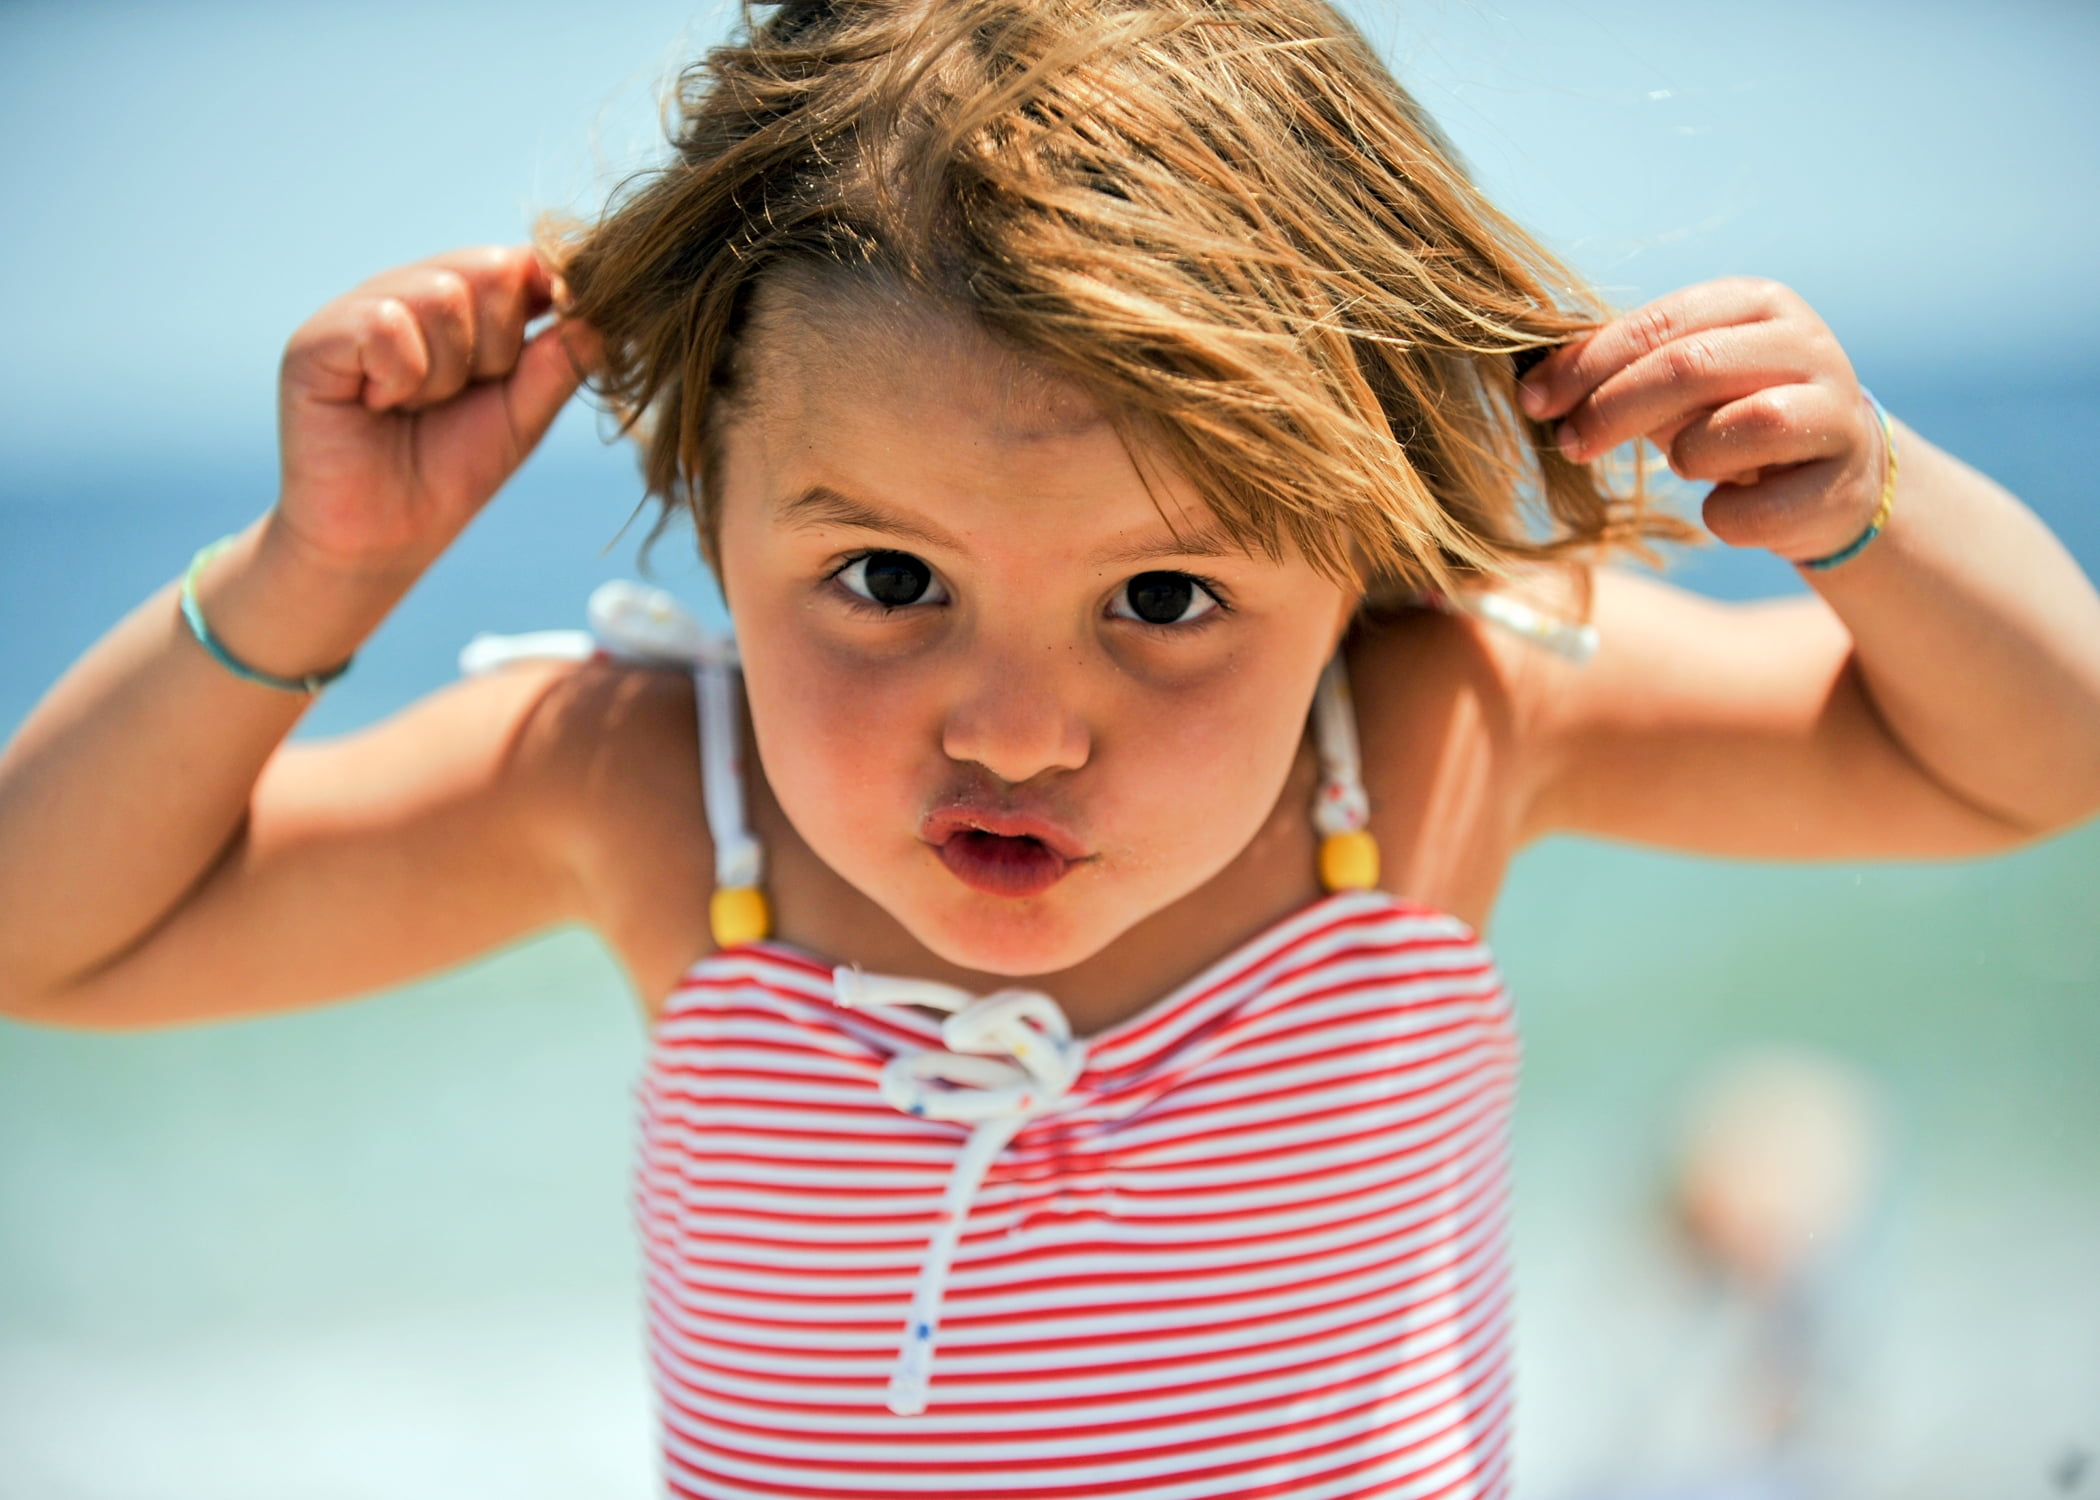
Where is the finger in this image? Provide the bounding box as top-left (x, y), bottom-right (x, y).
top-left (428, 245), bottom-right (553, 382)
top-left (1700, 456), bottom-right (1851, 553)
top-left (367, 266), bottom-right (483, 408)
top-left (282, 291), bottom-right (426, 408)
top-left (1518, 277), bottom-right (1797, 422)
top-left (1667, 384), bottom-right (1852, 485)
top-left (500, 317), bottom-right (598, 454)
top-left (356, 248), bottom-right (554, 394)
top-left (419, 243), bottom-right (556, 312)
top-left (1554, 319), bottom-right (1829, 463)
top-left (354, 297), bottom-right (433, 410)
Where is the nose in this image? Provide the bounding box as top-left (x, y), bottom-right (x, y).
top-left (940, 645), bottom-right (1092, 785)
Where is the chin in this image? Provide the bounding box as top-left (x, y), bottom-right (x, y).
top-left (902, 883), bottom-right (1130, 980)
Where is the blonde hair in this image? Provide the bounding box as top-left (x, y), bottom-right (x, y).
top-left (552, 0), bottom-right (1693, 600)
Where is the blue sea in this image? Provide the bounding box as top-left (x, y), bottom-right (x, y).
top-left (2, 372), bottom-right (2096, 1498)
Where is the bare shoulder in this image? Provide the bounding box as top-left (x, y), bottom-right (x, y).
top-left (487, 656), bottom-right (715, 1011)
top-left (1342, 594), bottom-right (1550, 928)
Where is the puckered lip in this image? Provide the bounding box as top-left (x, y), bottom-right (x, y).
top-left (918, 803), bottom-right (1091, 862)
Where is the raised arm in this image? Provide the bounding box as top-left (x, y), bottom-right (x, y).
top-left (0, 247), bottom-right (602, 1026)
top-left (1516, 279), bottom-right (2100, 855)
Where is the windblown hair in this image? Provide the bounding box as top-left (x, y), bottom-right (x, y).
top-left (552, 0), bottom-right (1693, 600)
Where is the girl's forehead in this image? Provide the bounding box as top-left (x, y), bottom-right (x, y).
top-left (720, 316), bottom-right (1228, 558)
top-left (734, 274), bottom-right (1112, 448)
top-left (716, 269), bottom-right (1301, 574)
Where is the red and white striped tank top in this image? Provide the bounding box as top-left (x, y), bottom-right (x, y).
top-left (638, 892), bottom-right (1518, 1499)
top-left (463, 582), bottom-right (1521, 1498)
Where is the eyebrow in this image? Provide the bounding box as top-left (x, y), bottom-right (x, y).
top-left (775, 482), bottom-right (1244, 566)
top-left (775, 485), bottom-right (961, 552)
top-left (1094, 526), bottom-right (1243, 565)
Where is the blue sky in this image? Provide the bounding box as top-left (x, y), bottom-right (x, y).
top-left (4, 0), bottom-right (2096, 469)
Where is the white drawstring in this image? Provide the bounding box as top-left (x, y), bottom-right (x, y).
top-left (831, 969), bottom-right (1090, 1416)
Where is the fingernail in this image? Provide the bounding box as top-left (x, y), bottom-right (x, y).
top-left (1555, 421), bottom-right (1582, 460)
top-left (1517, 380), bottom-right (1547, 419)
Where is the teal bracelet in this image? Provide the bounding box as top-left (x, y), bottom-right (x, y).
top-left (178, 536), bottom-right (354, 694)
top-left (1796, 388), bottom-right (1898, 573)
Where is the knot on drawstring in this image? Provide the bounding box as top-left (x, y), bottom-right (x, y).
top-left (831, 969), bottom-right (1089, 1416)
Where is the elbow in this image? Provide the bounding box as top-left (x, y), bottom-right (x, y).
top-left (2009, 719), bottom-right (2100, 840)
top-left (0, 977), bottom-right (97, 1031)
top-left (1891, 692), bottom-right (2100, 849)
top-left (0, 982), bottom-right (79, 1030)
top-left (0, 966), bottom-right (150, 1033)
top-left (1967, 763), bottom-right (2100, 848)
top-left (2032, 781), bottom-right (2100, 843)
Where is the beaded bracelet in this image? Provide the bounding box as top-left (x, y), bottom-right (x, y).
top-left (1796, 388), bottom-right (1898, 573)
top-left (178, 536), bottom-right (354, 694)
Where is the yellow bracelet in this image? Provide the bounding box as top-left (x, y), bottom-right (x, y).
top-left (1797, 389), bottom-right (1897, 572)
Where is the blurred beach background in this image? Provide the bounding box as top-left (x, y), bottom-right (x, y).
top-left (1, 1), bottom-right (2095, 1495)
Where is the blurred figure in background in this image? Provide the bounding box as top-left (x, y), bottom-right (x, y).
top-left (1581, 1047), bottom-right (1888, 1500)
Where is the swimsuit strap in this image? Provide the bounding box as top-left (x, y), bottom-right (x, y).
top-left (1311, 655), bottom-right (1371, 838)
top-left (1418, 585), bottom-right (1600, 663)
top-left (693, 651), bottom-right (763, 893)
top-left (569, 584), bottom-right (779, 947)
top-left (458, 580), bottom-right (770, 944)
top-left (1310, 653), bottom-right (1381, 892)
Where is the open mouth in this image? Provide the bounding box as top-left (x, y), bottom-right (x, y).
top-left (921, 809), bottom-right (1084, 899)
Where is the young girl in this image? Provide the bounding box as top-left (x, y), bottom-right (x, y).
top-left (4, 0), bottom-right (2097, 1495)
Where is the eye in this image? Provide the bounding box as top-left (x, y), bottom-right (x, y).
top-left (835, 550), bottom-right (948, 609)
top-left (1110, 570), bottom-right (1220, 626)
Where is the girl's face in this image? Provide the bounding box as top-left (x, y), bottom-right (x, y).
top-left (715, 286), bottom-right (1356, 977)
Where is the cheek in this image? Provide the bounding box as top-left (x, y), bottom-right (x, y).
top-left (733, 617), bottom-right (940, 862)
top-left (1097, 655), bottom-right (1310, 869)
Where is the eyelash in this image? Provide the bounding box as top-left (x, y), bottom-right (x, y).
top-left (824, 551), bottom-right (945, 617)
top-left (823, 551), bottom-right (1233, 628)
top-left (1112, 571), bottom-right (1232, 629)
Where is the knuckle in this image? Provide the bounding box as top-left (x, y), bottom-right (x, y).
top-left (427, 268), bottom-right (474, 320)
top-left (1662, 333), bottom-right (1725, 387)
top-left (362, 295), bottom-right (417, 345)
top-left (1626, 303), bottom-right (1680, 358)
top-left (1749, 277), bottom-right (1795, 315)
top-left (1736, 387), bottom-right (1795, 435)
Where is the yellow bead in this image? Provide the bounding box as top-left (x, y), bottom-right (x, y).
top-left (1318, 830), bottom-right (1380, 892)
top-left (710, 885), bottom-right (772, 948)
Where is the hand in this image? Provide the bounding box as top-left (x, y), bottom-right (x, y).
top-left (275, 246), bottom-right (601, 576)
top-left (1516, 278), bottom-right (1887, 564)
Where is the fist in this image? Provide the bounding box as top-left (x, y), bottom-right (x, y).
top-left (276, 246), bottom-right (600, 573)
top-left (1516, 278), bottom-right (1889, 564)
